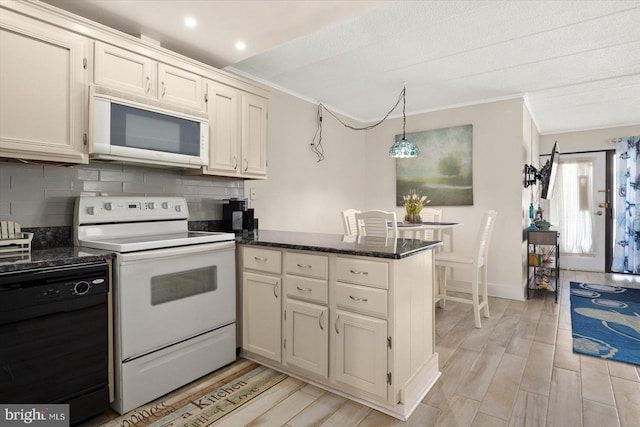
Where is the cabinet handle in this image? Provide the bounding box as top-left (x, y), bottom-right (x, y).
top-left (204, 93), bottom-right (209, 103)
top-left (350, 269), bottom-right (369, 276)
top-left (244, 158), bottom-right (249, 172)
top-left (319, 311), bottom-right (324, 330)
top-left (273, 282), bottom-right (279, 299)
top-left (233, 156), bottom-right (238, 170)
top-left (296, 263), bottom-right (312, 269)
top-left (161, 81), bottom-right (166, 97)
top-left (145, 76), bottom-right (151, 93)
top-left (254, 256), bottom-right (267, 262)
top-left (349, 295), bottom-right (368, 302)
top-left (335, 315), bottom-right (340, 334)
top-left (296, 286), bottom-right (312, 292)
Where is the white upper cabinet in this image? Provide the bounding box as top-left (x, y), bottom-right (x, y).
top-left (0, 1), bottom-right (267, 170)
top-left (157, 63), bottom-right (203, 111)
top-left (94, 41), bottom-right (156, 97)
top-left (0, 9), bottom-right (88, 163)
top-left (241, 93), bottom-right (268, 178)
top-left (94, 41), bottom-right (204, 111)
top-left (204, 81), bottom-right (240, 174)
top-left (203, 81), bottom-right (268, 178)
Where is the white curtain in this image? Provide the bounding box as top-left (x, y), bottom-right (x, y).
top-left (549, 159), bottom-right (594, 255)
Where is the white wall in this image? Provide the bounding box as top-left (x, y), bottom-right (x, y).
top-left (245, 89), bottom-right (366, 234)
top-left (540, 125), bottom-right (640, 153)
top-left (364, 98), bottom-right (528, 300)
top-left (249, 89), bottom-right (556, 299)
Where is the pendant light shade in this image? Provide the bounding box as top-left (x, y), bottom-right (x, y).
top-left (389, 85), bottom-right (418, 158)
top-left (389, 138), bottom-right (419, 157)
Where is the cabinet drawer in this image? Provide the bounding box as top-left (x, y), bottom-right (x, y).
top-left (528, 230), bottom-right (558, 245)
top-left (244, 247), bottom-right (281, 274)
top-left (285, 275), bottom-right (328, 304)
top-left (285, 252), bottom-right (328, 279)
top-left (335, 282), bottom-right (387, 318)
top-left (336, 257), bottom-right (388, 289)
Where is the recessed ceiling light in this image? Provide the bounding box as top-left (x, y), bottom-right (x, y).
top-left (184, 17), bottom-right (197, 28)
top-left (235, 41), bottom-right (247, 51)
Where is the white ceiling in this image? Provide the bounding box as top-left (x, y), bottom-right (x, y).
top-left (42, 0), bottom-right (640, 135)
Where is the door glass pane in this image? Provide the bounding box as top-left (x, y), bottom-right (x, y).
top-left (549, 159), bottom-right (594, 255)
top-left (151, 266), bottom-right (217, 305)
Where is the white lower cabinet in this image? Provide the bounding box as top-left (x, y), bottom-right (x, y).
top-left (240, 246), bottom-right (439, 421)
top-left (333, 309), bottom-right (387, 399)
top-left (242, 272), bottom-right (281, 363)
top-left (284, 298), bottom-right (328, 377)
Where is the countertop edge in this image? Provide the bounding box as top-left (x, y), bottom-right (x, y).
top-left (0, 248), bottom-right (116, 274)
top-left (237, 230), bottom-right (441, 259)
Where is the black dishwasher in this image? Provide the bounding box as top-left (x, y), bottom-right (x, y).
top-left (0, 261), bottom-right (110, 425)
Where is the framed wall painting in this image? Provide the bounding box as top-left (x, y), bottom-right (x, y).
top-left (396, 124), bottom-right (473, 206)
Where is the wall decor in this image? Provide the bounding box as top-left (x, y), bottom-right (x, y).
top-left (396, 124), bottom-right (473, 206)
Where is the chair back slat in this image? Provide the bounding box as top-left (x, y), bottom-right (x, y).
top-left (475, 210), bottom-right (498, 267)
top-left (355, 210), bottom-right (398, 238)
top-left (341, 209), bottom-right (361, 236)
top-left (421, 208), bottom-right (443, 241)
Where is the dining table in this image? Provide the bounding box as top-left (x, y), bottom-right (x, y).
top-left (396, 221), bottom-right (462, 243)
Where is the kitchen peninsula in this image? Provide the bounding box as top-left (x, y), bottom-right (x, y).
top-left (237, 230), bottom-right (441, 420)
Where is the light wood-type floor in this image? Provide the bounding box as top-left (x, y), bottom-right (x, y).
top-left (82, 270), bottom-right (640, 427)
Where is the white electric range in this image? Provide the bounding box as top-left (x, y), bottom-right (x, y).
top-left (74, 195), bottom-right (237, 414)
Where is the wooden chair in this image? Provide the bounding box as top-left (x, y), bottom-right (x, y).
top-left (434, 210), bottom-right (497, 328)
top-left (420, 208), bottom-right (442, 241)
top-left (355, 210), bottom-right (398, 238)
top-left (341, 209), bottom-right (361, 236)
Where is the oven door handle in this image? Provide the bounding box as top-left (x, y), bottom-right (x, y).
top-left (119, 240), bottom-right (235, 262)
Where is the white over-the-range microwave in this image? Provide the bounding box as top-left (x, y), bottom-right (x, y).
top-left (89, 85), bottom-right (209, 169)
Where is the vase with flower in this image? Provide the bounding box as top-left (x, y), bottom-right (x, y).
top-left (403, 190), bottom-right (430, 224)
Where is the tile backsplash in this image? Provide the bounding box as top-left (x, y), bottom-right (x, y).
top-left (0, 161), bottom-right (244, 227)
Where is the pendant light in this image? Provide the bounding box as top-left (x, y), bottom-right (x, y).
top-left (389, 85), bottom-right (419, 158)
top-left (311, 85), bottom-right (418, 162)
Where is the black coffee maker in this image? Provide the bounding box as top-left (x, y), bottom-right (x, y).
top-left (222, 198), bottom-right (255, 233)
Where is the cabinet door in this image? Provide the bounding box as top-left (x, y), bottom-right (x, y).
top-left (243, 272), bottom-right (281, 362)
top-left (94, 41), bottom-right (155, 98)
top-left (158, 63), bottom-right (203, 110)
top-left (0, 10), bottom-right (88, 163)
top-left (241, 93), bottom-right (268, 177)
top-left (205, 81), bottom-right (240, 175)
top-left (284, 299), bottom-right (328, 378)
top-left (334, 309), bottom-right (387, 399)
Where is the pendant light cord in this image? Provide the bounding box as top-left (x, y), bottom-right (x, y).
top-left (311, 86), bottom-right (406, 162)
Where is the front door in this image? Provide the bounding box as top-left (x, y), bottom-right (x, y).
top-left (545, 151), bottom-right (608, 272)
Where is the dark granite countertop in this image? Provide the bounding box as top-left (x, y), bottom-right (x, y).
top-left (237, 230), bottom-right (441, 259)
top-left (0, 247), bottom-right (115, 274)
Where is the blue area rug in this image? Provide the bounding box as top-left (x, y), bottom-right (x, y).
top-left (570, 282), bottom-right (640, 365)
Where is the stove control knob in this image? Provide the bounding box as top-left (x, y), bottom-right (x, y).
top-left (104, 202), bottom-right (113, 211)
top-left (73, 281), bottom-right (90, 296)
top-left (175, 204), bottom-right (183, 212)
top-left (162, 202), bottom-right (171, 210)
top-left (148, 202), bottom-right (156, 210)
top-left (86, 206), bottom-right (95, 215)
